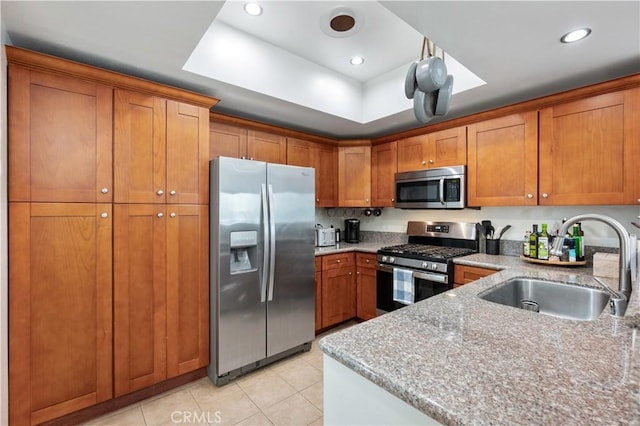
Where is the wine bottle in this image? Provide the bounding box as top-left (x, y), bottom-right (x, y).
top-left (529, 225), bottom-right (538, 259)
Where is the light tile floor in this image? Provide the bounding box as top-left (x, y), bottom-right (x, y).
top-left (85, 322), bottom-right (356, 426)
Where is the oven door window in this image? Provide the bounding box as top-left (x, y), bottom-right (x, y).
top-left (414, 276), bottom-right (451, 301)
top-left (396, 179), bottom-right (440, 203)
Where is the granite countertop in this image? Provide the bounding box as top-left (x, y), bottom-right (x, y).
top-left (314, 242), bottom-right (385, 256)
top-left (319, 253), bottom-right (640, 425)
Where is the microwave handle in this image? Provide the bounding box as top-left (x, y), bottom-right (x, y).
top-left (439, 178), bottom-right (445, 205)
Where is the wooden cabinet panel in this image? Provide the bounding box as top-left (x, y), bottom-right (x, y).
top-left (315, 270), bottom-right (323, 332)
top-left (356, 253), bottom-right (377, 321)
top-left (397, 126), bottom-right (466, 173)
top-left (166, 101), bottom-right (210, 204)
top-left (539, 89), bottom-right (639, 205)
top-left (371, 142), bottom-right (397, 207)
top-left (321, 267), bottom-right (356, 328)
top-left (288, 138), bottom-right (338, 207)
top-left (248, 130), bottom-right (287, 164)
top-left (9, 203), bottom-right (113, 425)
top-left (8, 65), bottom-right (113, 203)
top-left (209, 122), bottom-right (247, 160)
top-left (453, 264), bottom-right (497, 286)
top-left (321, 252), bottom-right (355, 270)
top-left (114, 90), bottom-right (167, 204)
top-left (286, 137), bottom-right (314, 167)
top-left (467, 112), bottom-right (538, 206)
top-left (166, 205), bottom-right (209, 378)
top-left (114, 204), bottom-right (167, 397)
top-left (338, 145), bottom-right (371, 207)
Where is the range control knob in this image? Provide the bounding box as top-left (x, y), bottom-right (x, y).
top-left (431, 263), bottom-right (438, 270)
top-left (389, 257), bottom-right (395, 263)
top-left (421, 261), bottom-right (429, 269)
top-left (381, 256), bottom-right (388, 263)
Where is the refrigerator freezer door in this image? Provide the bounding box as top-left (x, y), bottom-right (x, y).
top-left (211, 157), bottom-right (267, 375)
top-left (266, 163), bottom-right (316, 357)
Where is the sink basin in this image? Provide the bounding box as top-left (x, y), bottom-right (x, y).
top-left (478, 277), bottom-right (610, 321)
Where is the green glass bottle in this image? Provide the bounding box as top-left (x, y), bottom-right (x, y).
top-left (572, 225), bottom-right (583, 261)
top-left (538, 223), bottom-right (549, 260)
top-left (529, 225), bottom-right (538, 259)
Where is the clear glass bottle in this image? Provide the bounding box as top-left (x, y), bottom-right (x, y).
top-left (523, 231), bottom-right (531, 257)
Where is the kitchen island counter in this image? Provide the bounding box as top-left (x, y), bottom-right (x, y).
top-left (319, 258), bottom-right (640, 425)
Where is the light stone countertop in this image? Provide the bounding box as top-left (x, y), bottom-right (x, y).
top-left (314, 242), bottom-right (386, 256)
top-left (319, 253), bottom-right (640, 425)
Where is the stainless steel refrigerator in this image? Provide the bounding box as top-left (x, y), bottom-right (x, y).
top-left (208, 156), bottom-right (316, 385)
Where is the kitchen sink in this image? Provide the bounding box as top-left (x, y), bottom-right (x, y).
top-left (478, 277), bottom-right (610, 321)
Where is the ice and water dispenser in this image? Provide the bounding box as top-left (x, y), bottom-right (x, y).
top-left (229, 231), bottom-right (258, 274)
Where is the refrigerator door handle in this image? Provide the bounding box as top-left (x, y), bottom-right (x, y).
top-left (260, 184), bottom-right (269, 303)
top-left (267, 184), bottom-right (276, 301)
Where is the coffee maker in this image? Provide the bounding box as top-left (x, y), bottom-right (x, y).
top-left (344, 219), bottom-right (360, 243)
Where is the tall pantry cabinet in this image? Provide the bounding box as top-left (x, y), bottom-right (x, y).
top-left (7, 46), bottom-right (217, 425)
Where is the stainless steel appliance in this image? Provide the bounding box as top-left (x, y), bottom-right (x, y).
top-left (395, 165), bottom-right (465, 209)
top-left (377, 221), bottom-right (477, 312)
top-left (344, 218), bottom-right (360, 243)
top-left (209, 157), bottom-right (315, 385)
top-left (315, 226), bottom-right (336, 247)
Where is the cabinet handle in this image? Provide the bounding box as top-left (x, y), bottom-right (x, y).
top-left (157, 189), bottom-right (164, 196)
top-left (170, 212), bottom-right (176, 218)
top-left (101, 187), bottom-right (109, 194)
top-left (429, 159), bottom-right (434, 164)
top-left (100, 212), bottom-right (108, 219)
top-left (421, 160), bottom-right (426, 165)
top-left (527, 193), bottom-right (533, 199)
top-left (157, 212), bottom-right (164, 218)
top-left (542, 193), bottom-right (549, 198)
top-left (170, 190), bottom-right (176, 196)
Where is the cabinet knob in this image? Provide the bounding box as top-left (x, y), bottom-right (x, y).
top-left (316, 198), bottom-right (320, 203)
top-left (357, 271), bottom-right (360, 275)
top-left (170, 212), bottom-right (176, 218)
top-left (157, 212), bottom-right (164, 218)
top-left (365, 199), bottom-right (369, 203)
top-left (391, 198), bottom-right (395, 202)
top-left (429, 159), bottom-right (434, 164)
top-left (349, 272), bottom-right (352, 276)
top-left (241, 156), bottom-right (246, 160)
top-left (250, 157), bottom-right (254, 161)
top-left (542, 193), bottom-right (549, 198)
top-left (337, 260), bottom-right (341, 263)
top-left (101, 187), bottom-right (109, 194)
top-left (365, 259), bottom-right (370, 263)
top-left (637, 198), bottom-right (640, 203)
top-left (527, 193), bottom-right (533, 199)
top-left (421, 160), bottom-right (426, 165)
top-left (157, 189), bottom-right (164, 196)
top-left (100, 212), bottom-right (108, 219)
top-left (170, 190), bottom-right (176, 196)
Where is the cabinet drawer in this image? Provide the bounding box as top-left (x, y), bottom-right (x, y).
top-left (356, 252), bottom-right (377, 269)
top-left (321, 252), bottom-right (355, 270)
top-left (454, 264), bottom-right (497, 285)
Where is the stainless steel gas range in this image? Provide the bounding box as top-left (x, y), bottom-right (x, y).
top-left (376, 221), bottom-right (478, 312)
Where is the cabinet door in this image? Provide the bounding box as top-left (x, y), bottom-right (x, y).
top-left (467, 112), bottom-right (538, 206)
top-left (166, 205), bottom-right (209, 378)
top-left (287, 137), bottom-right (314, 167)
top-left (9, 203), bottom-right (113, 425)
top-left (371, 141), bottom-right (397, 207)
top-left (315, 144), bottom-right (339, 207)
top-left (167, 101), bottom-right (210, 204)
top-left (539, 89), bottom-right (639, 205)
top-left (453, 264), bottom-right (497, 287)
top-left (315, 270), bottom-right (323, 332)
top-left (321, 267), bottom-right (356, 328)
top-left (356, 267), bottom-right (377, 321)
top-left (114, 90), bottom-right (167, 204)
top-left (248, 130), bottom-right (287, 164)
top-left (9, 65), bottom-right (113, 203)
top-left (114, 204), bottom-right (167, 396)
top-left (429, 126), bottom-right (467, 168)
top-left (338, 146), bottom-right (371, 207)
top-left (397, 134), bottom-right (428, 172)
top-left (209, 122), bottom-right (248, 160)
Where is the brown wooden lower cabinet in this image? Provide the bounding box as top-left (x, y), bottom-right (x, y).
top-left (314, 257), bottom-right (322, 332)
top-left (356, 253), bottom-right (377, 320)
top-left (9, 203), bottom-right (114, 425)
top-left (321, 265), bottom-right (356, 328)
top-left (453, 264), bottom-right (497, 287)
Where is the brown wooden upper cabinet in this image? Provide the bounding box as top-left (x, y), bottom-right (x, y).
top-left (114, 89), bottom-right (210, 204)
top-left (209, 123), bottom-right (287, 164)
top-left (539, 88), bottom-right (640, 205)
top-left (287, 137), bottom-right (338, 207)
top-left (397, 126), bottom-right (466, 172)
top-left (371, 141), bottom-right (397, 207)
top-left (338, 145), bottom-right (371, 207)
top-left (467, 112), bottom-right (538, 206)
top-left (8, 65), bottom-right (113, 203)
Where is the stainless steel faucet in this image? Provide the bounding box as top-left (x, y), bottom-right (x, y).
top-left (550, 214), bottom-right (632, 318)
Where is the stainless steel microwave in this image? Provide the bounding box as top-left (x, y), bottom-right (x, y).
top-left (395, 165), bottom-right (465, 209)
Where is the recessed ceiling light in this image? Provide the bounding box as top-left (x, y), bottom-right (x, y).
top-left (350, 56), bottom-right (364, 66)
top-left (244, 2), bottom-right (263, 16)
top-left (560, 27), bottom-right (591, 43)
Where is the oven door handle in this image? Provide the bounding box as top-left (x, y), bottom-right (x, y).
top-left (377, 264), bottom-right (448, 284)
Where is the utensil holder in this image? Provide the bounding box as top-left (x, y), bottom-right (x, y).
top-left (486, 239), bottom-right (500, 255)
